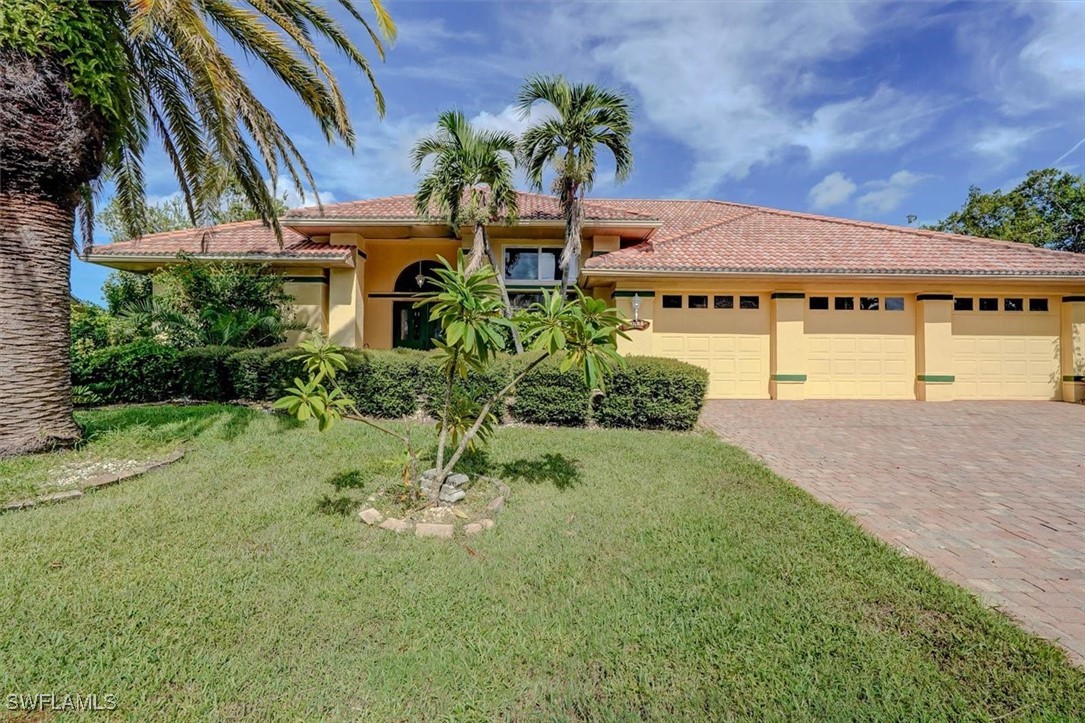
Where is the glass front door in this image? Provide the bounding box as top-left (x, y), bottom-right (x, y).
top-left (392, 301), bottom-right (437, 350)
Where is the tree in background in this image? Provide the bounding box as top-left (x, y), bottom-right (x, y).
top-left (411, 110), bottom-right (523, 353)
top-left (926, 169), bottom-right (1084, 253)
top-left (517, 75), bottom-right (634, 295)
top-left (121, 257), bottom-right (303, 349)
top-left (0, 0), bottom-right (395, 456)
top-left (97, 177), bottom-right (289, 243)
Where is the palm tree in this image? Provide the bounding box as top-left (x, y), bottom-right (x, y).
top-left (516, 75), bottom-right (633, 296)
top-left (411, 110), bottom-right (523, 353)
top-left (0, 0), bottom-right (394, 456)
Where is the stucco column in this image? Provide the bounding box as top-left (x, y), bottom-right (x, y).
top-left (916, 294), bottom-right (955, 401)
top-left (613, 290), bottom-right (654, 356)
top-left (328, 233), bottom-right (366, 348)
top-left (1061, 295), bottom-right (1085, 402)
top-left (769, 292), bottom-right (806, 400)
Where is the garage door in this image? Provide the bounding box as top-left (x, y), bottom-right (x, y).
top-left (804, 294), bottom-right (916, 399)
top-left (952, 296), bottom-right (1059, 400)
top-left (652, 293), bottom-right (770, 398)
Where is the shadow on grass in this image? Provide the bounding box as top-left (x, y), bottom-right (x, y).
top-left (80, 404), bottom-right (255, 446)
top-left (499, 453), bottom-right (582, 490)
top-left (327, 470), bottom-right (366, 491)
top-left (316, 495), bottom-right (359, 517)
top-left (275, 413), bottom-right (305, 433)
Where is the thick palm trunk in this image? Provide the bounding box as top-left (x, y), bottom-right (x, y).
top-left (0, 50), bottom-right (108, 456)
top-left (0, 195), bottom-right (82, 454)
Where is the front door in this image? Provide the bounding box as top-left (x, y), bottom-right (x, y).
top-left (392, 301), bottom-right (438, 350)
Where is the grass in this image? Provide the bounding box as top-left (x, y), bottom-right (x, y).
top-left (0, 404), bottom-right (1082, 720)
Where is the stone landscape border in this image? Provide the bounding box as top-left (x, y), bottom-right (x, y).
top-left (2, 450), bottom-right (185, 514)
top-left (359, 481), bottom-right (509, 539)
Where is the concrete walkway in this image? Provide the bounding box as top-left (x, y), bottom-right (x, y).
top-left (701, 400), bottom-right (1085, 663)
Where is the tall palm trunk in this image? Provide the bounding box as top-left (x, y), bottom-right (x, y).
top-left (559, 184), bottom-right (584, 298)
top-left (482, 225), bottom-right (524, 354)
top-left (0, 50), bottom-right (108, 456)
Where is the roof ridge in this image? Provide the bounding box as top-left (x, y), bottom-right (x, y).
top-left (99, 219), bottom-right (278, 247)
top-left (704, 200), bottom-right (1081, 258)
top-left (652, 209), bottom-right (761, 245)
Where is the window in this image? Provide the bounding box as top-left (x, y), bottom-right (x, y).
top-left (689, 295), bottom-right (708, 309)
top-left (739, 295), bottom-right (760, 310)
top-left (1029, 298), bottom-right (1049, 312)
top-left (979, 298), bottom-right (998, 311)
top-left (662, 295), bottom-right (682, 309)
top-left (885, 297), bottom-right (905, 311)
top-left (835, 297), bottom-right (854, 311)
top-left (714, 295), bottom-right (734, 309)
top-left (809, 296), bottom-right (829, 310)
top-left (504, 247), bottom-right (561, 283)
top-left (1004, 298), bottom-right (1024, 312)
top-left (860, 296), bottom-right (880, 311)
top-left (954, 297), bottom-right (973, 311)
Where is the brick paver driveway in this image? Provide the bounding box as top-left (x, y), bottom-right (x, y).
top-left (701, 400), bottom-right (1085, 663)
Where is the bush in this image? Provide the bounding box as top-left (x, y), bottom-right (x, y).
top-left (73, 340), bottom-right (179, 403)
top-left (338, 350), bottom-right (425, 418)
top-left (226, 347), bottom-right (302, 400)
top-left (510, 355), bottom-right (591, 426)
top-left (594, 356), bottom-right (708, 431)
top-left (417, 353), bottom-right (516, 420)
top-left (176, 346), bottom-right (238, 401)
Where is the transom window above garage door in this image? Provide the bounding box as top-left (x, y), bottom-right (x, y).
top-left (662, 294), bottom-right (761, 309)
top-left (809, 296), bottom-right (904, 311)
top-left (954, 297), bottom-right (1051, 312)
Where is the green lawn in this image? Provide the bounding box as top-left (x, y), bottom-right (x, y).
top-left (1, 405), bottom-right (1082, 720)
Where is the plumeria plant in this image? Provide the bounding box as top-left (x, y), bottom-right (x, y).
top-left (277, 251), bottom-right (628, 503)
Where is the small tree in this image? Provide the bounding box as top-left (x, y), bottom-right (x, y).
top-left (277, 252), bottom-right (627, 500)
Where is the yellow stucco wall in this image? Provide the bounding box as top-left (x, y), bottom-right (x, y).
top-left (608, 281), bottom-right (1084, 401)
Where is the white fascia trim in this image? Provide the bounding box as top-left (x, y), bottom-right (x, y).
top-left (83, 253), bottom-right (353, 268)
top-left (581, 268), bottom-right (1085, 280)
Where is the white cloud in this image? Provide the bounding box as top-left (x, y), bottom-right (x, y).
top-left (956, 1), bottom-right (1085, 115)
top-left (510, 1), bottom-right (946, 195)
top-left (808, 172), bottom-right (857, 209)
top-left (970, 126), bottom-right (1041, 166)
top-left (856, 170), bottom-right (927, 215)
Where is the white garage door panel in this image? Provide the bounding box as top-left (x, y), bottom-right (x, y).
top-left (952, 312), bottom-right (1059, 400)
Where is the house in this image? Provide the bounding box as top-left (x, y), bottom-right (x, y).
top-left (85, 192), bottom-right (1085, 402)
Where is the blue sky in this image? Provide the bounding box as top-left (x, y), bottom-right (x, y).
top-left (73, 0), bottom-right (1085, 302)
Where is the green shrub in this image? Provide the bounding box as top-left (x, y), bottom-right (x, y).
top-left (72, 340), bottom-right (179, 403)
top-left (226, 347), bottom-right (302, 400)
top-left (510, 355), bottom-right (591, 426)
top-left (594, 356), bottom-right (708, 431)
top-left (176, 346), bottom-right (238, 401)
top-left (418, 352), bottom-right (516, 420)
top-left (338, 350), bottom-right (425, 418)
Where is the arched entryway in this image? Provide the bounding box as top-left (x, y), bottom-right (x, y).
top-left (392, 260), bottom-right (442, 350)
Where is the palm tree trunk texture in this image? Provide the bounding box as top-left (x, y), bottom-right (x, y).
top-left (465, 224), bottom-right (486, 274)
top-left (483, 227), bottom-right (524, 354)
top-left (560, 192), bottom-right (584, 297)
top-left (0, 50), bottom-right (108, 456)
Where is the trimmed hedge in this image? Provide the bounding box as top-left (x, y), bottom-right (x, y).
top-left (594, 356), bottom-right (709, 431)
top-left (71, 343), bottom-right (709, 430)
top-left (176, 346), bottom-right (238, 401)
top-left (510, 355), bottom-right (591, 427)
top-left (73, 340), bottom-right (179, 403)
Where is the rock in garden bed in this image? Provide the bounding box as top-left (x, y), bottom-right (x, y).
top-left (358, 472), bottom-right (509, 539)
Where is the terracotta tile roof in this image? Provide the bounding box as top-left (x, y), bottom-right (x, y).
top-left (585, 200), bottom-right (1085, 277)
top-left (284, 191), bottom-right (658, 222)
top-left (86, 220), bottom-right (353, 261)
